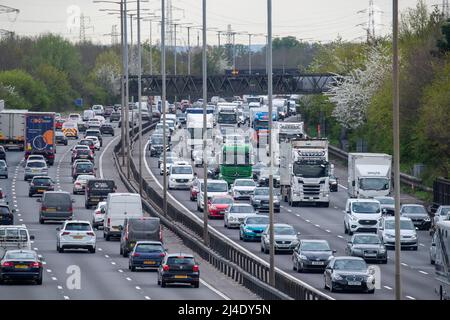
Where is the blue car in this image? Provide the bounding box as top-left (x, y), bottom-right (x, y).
top-left (128, 241), bottom-right (166, 271)
top-left (239, 215), bottom-right (270, 242)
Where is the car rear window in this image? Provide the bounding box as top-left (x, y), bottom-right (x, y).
top-left (167, 257), bottom-right (195, 265)
top-left (80, 140), bottom-right (93, 145)
top-left (27, 162), bottom-right (46, 168)
top-left (77, 150), bottom-right (90, 155)
top-left (65, 223), bottom-right (91, 231)
top-left (5, 252), bottom-right (36, 260)
top-left (0, 228), bottom-right (27, 239)
top-left (0, 206), bottom-right (10, 215)
top-left (135, 244), bottom-right (164, 253)
top-left (33, 178), bottom-right (51, 185)
top-left (76, 163), bottom-right (93, 170)
top-left (129, 219), bottom-right (159, 232)
top-left (44, 193), bottom-right (71, 207)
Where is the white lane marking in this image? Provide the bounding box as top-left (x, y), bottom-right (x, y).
top-left (38, 254), bottom-right (42, 258)
top-left (104, 255), bottom-right (109, 258)
top-left (295, 214), bottom-right (300, 217)
top-left (145, 296), bottom-right (151, 300)
top-left (135, 286), bottom-right (141, 290)
top-left (99, 135), bottom-right (120, 179)
top-left (287, 209), bottom-right (292, 213)
top-left (64, 296), bottom-right (70, 300)
top-left (98, 248), bottom-right (103, 251)
top-left (47, 269), bottom-right (52, 273)
top-left (142, 139), bottom-right (334, 301)
top-left (118, 269), bottom-right (123, 273)
top-left (200, 279), bottom-right (231, 300)
top-left (57, 286), bottom-right (63, 290)
top-left (51, 277), bottom-right (57, 281)
top-left (419, 270), bottom-right (428, 275)
top-left (126, 277), bottom-right (132, 281)
top-left (338, 184), bottom-right (348, 190)
top-left (326, 229), bottom-right (331, 233)
top-left (337, 235), bottom-right (344, 239)
top-left (334, 206), bottom-right (338, 209)
top-left (19, 219), bottom-right (23, 222)
top-left (33, 247), bottom-right (38, 251)
top-left (406, 295), bottom-right (416, 300)
top-left (42, 261), bottom-right (47, 265)
top-left (315, 224), bottom-right (320, 227)
top-left (306, 219), bottom-right (310, 223)
top-left (280, 206), bottom-right (284, 209)
top-left (384, 286), bottom-right (393, 290)
top-left (419, 243), bottom-right (425, 247)
top-left (13, 205), bottom-right (17, 208)
top-left (111, 261), bottom-right (116, 265)
top-left (401, 263), bottom-right (408, 267)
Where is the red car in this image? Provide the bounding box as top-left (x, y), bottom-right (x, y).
top-left (189, 178), bottom-right (200, 201)
top-left (55, 119), bottom-right (66, 130)
top-left (207, 195), bottom-right (234, 219)
top-left (78, 139), bottom-right (95, 152)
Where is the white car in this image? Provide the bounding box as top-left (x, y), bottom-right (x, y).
top-left (56, 220), bottom-right (96, 253)
top-left (378, 216), bottom-right (418, 250)
top-left (197, 179), bottom-right (229, 212)
top-left (260, 223), bottom-right (300, 254)
top-left (224, 203), bottom-right (257, 229)
top-left (26, 155), bottom-right (46, 164)
top-left (94, 115), bottom-right (106, 124)
top-left (86, 136), bottom-right (101, 150)
top-left (87, 119), bottom-right (101, 128)
top-left (231, 179), bottom-right (257, 200)
top-left (92, 201), bottom-right (106, 229)
top-left (434, 205), bottom-right (450, 225)
top-left (344, 198), bottom-right (382, 235)
top-left (73, 174), bottom-right (96, 195)
top-left (159, 156), bottom-right (179, 175)
top-left (69, 113), bottom-right (82, 123)
top-left (168, 162), bottom-right (194, 190)
top-left (92, 104), bottom-right (104, 116)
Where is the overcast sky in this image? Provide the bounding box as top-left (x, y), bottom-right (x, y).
top-left (0, 0), bottom-right (443, 45)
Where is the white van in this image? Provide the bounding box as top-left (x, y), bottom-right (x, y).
top-left (83, 110), bottom-right (95, 121)
top-left (103, 193), bottom-right (143, 241)
top-left (0, 225), bottom-right (34, 256)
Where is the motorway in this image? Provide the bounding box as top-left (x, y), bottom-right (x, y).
top-left (0, 124), bottom-right (255, 300)
top-left (136, 123), bottom-right (440, 300)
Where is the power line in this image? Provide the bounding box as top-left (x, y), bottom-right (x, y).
top-left (79, 13), bottom-right (94, 42)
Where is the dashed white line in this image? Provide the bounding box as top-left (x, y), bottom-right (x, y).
top-left (144, 296), bottom-right (151, 300)
top-left (135, 286), bottom-right (141, 290)
top-left (104, 255), bottom-right (109, 258)
top-left (384, 285), bottom-right (393, 290)
top-left (315, 224), bottom-right (320, 227)
top-left (126, 277), bottom-right (132, 281)
top-left (19, 219), bottom-right (23, 222)
top-left (338, 184), bottom-right (348, 190)
top-left (337, 235), bottom-right (344, 239)
top-left (401, 263), bottom-right (408, 267)
top-left (98, 248), bottom-right (103, 251)
top-left (295, 214), bottom-right (300, 217)
top-left (33, 247), bottom-right (38, 251)
top-left (51, 277), bottom-right (57, 281)
top-left (287, 209), bottom-right (292, 213)
top-left (64, 296), bottom-right (70, 300)
top-left (118, 269), bottom-right (123, 273)
top-left (334, 206), bottom-right (338, 209)
top-left (306, 219), bottom-right (310, 223)
top-left (111, 261), bottom-right (116, 265)
top-left (406, 295), bottom-right (416, 300)
top-left (326, 229), bottom-right (331, 233)
top-left (57, 286), bottom-right (63, 290)
top-left (17, 214), bottom-right (21, 217)
top-left (419, 243), bottom-right (425, 247)
top-left (46, 269), bottom-right (52, 273)
top-left (419, 270), bottom-right (428, 275)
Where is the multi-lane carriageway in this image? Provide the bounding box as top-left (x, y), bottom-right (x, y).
top-left (134, 124), bottom-right (440, 301)
top-left (0, 124), bottom-right (257, 300)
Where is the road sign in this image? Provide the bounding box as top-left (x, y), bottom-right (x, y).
top-left (74, 98), bottom-right (83, 107)
top-left (231, 69), bottom-right (239, 76)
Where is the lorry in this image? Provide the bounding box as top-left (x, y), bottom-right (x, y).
top-left (25, 112), bottom-right (56, 165)
top-left (0, 109), bottom-right (27, 150)
top-left (219, 142), bottom-right (253, 184)
top-left (216, 103), bottom-right (238, 128)
top-left (186, 113), bottom-right (213, 158)
top-left (249, 107), bottom-right (277, 147)
top-left (347, 153), bottom-right (392, 198)
top-left (280, 138), bottom-right (330, 207)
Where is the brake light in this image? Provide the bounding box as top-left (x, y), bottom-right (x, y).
top-left (193, 265), bottom-right (199, 272)
top-left (41, 206), bottom-right (47, 211)
top-left (62, 232), bottom-right (70, 236)
top-left (75, 182), bottom-right (81, 186)
top-left (69, 207), bottom-right (73, 213)
top-left (162, 265), bottom-right (169, 271)
top-left (30, 262), bottom-right (41, 268)
top-left (87, 232), bottom-right (95, 236)
top-left (107, 217), bottom-right (111, 226)
top-left (133, 253), bottom-right (140, 257)
top-left (2, 261), bottom-right (13, 267)
top-left (95, 210), bottom-right (102, 215)
top-left (159, 252), bottom-right (166, 257)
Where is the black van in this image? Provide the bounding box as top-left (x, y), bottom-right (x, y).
top-left (0, 203), bottom-right (15, 225)
top-left (85, 179), bottom-right (116, 209)
top-left (38, 191), bottom-right (74, 224)
top-left (120, 217), bottom-right (162, 257)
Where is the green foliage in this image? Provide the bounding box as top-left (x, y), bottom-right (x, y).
top-left (437, 19), bottom-right (450, 53)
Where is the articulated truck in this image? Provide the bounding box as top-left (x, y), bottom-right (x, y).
top-left (25, 112), bottom-right (56, 165)
top-left (347, 153), bottom-right (392, 198)
top-left (0, 109), bottom-right (27, 150)
top-left (280, 138), bottom-right (330, 207)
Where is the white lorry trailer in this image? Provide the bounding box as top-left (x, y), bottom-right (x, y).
top-left (347, 153), bottom-right (392, 198)
top-left (0, 109), bottom-right (27, 150)
top-left (186, 113), bottom-right (213, 157)
top-left (280, 138), bottom-right (330, 207)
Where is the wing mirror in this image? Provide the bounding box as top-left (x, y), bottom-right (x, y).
top-left (332, 249), bottom-right (337, 254)
top-left (37, 198), bottom-right (42, 203)
top-left (415, 227), bottom-right (419, 230)
top-left (56, 227), bottom-right (60, 231)
top-left (30, 235), bottom-right (35, 240)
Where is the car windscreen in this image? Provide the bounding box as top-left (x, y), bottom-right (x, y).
top-left (274, 226), bottom-right (296, 235)
top-left (0, 161), bottom-right (6, 168)
top-left (86, 131), bottom-right (99, 136)
top-left (65, 223), bottom-right (91, 231)
top-left (171, 166), bottom-right (192, 175)
top-left (27, 162), bottom-right (46, 168)
top-left (77, 150), bottom-right (91, 155)
top-left (352, 202), bottom-right (380, 214)
top-left (235, 180), bottom-right (255, 187)
top-left (212, 197), bottom-right (233, 205)
top-left (5, 252), bottom-right (36, 260)
top-left (301, 241), bottom-right (331, 251)
top-left (229, 205), bottom-right (254, 213)
top-left (377, 198), bottom-right (394, 205)
top-left (353, 235), bottom-right (381, 245)
top-left (385, 220), bottom-right (414, 230)
top-left (129, 220), bottom-right (159, 233)
top-left (440, 207), bottom-right (450, 215)
top-left (402, 206), bottom-right (427, 214)
top-left (0, 206), bottom-right (10, 215)
top-left (167, 257), bottom-right (195, 265)
top-left (202, 183), bottom-right (227, 192)
top-left (88, 180), bottom-right (115, 195)
top-left (254, 188), bottom-right (269, 196)
top-left (135, 243), bottom-right (164, 253)
top-left (246, 216), bottom-right (269, 225)
top-left (79, 140), bottom-right (93, 146)
top-left (43, 193), bottom-right (71, 207)
top-left (334, 259), bottom-right (367, 271)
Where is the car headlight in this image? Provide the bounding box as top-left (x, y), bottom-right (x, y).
top-left (170, 178), bottom-right (176, 182)
top-left (379, 247), bottom-right (386, 253)
top-left (228, 216), bottom-right (236, 221)
top-left (332, 273), bottom-right (343, 281)
top-left (410, 235), bottom-right (417, 240)
top-left (352, 248), bottom-right (362, 253)
top-left (291, 239), bottom-right (299, 246)
top-left (298, 254), bottom-right (308, 260)
top-left (386, 234), bottom-right (395, 238)
top-left (253, 199), bottom-right (261, 204)
top-left (424, 217), bottom-right (430, 222)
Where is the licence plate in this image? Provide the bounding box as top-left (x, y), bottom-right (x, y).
top-left (175, 275), bottom-right (188, 279)
top-left (311, 261), bottom-right (324, 265)
top-left (365, 253), bottom-right (376, 257)
top-left (144, 261), bottom-right (156, 265)
top-left (15, 265), bottom-right (28, 269)
top-left (348, 281), bottom-right (361, 286)
top-left (46, 208), bottom-right (56, 212)
top-left (38, 189), bottom-right (45, 193)
top-left (72, 235), bottom-right (84, 239)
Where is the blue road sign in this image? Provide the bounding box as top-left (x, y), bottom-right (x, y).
top-left (75, 98), bottom-right (83, 107)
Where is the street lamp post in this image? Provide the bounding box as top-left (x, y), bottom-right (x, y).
top-left (202, 0), bottom-right (208, 245)
top-left (161, 0), bottom-right (167, 216)
top-left (137, 0), bottom-right (143, 196)
top-left (248, 33), bottom-right (252, 74)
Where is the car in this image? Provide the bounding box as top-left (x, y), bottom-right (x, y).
top-left (344, 198), bottom-right (382, 235)
top-left (86, 136), bottom-right (101, 150)
top-left (61, 121), bottom-right (79, 139)
top-left (0, 250), bottom-right (43, 285)
top-left (120, 217), bottom-right (162, 257)
top-left (129, 241), bottom-right (166, 271)
top-left (55, 118), bottom-right (65, 130)
top-left (231, 179), bottom-right (257, 200)
top-left (26, 154), bottom-right (46, 164)
top-left (165, 119), bottom-right (176, 133)
top-left (292, 240), bottom-right (335, 272)
top-left (71, 145), bottom-right (91, 162)
top-left (55, 131), bottom-right (68, 145)
top-left (83, 109), bottom-right (95, 122)
top-left (323, 257), bottom-right (375, 293)
top-left (68, 113), bottom-right (82, 123)
top-left (28, 176), bottom-right (55, 197)
top-left (104, 106), bottom-right (114, 118)
top-left (73, 174), bottom-right (96, 194)
top-left (168, 163), bottom-right (194, 190)
top-left (85, 179), bottom-right (116, 209)
top-left (239, 215), bottom-right (269, 241)
top-left (0, 160), bottom-right (7, 179)
top-left (100, 123), bottom-right (114, 136)
top-left (72, 162), bottom-right (95, 181)
top-left (400, 204), bottom-right (431, 230)
top-left (157, 253), bottom-right (200, 288)
top-left (207, 195), bottom-right (233, 219)
top-left (433, 205), bottom-right (450, 226)
top-left (345, 233), bottom-right (387, 263)
top-left (0, 225), bottom-right (34, 250)
top-left (87, 118), bottom-right (101, 129)
top-left (257, 167), bottom-right (281, 188)
top-left (91, 201), bottom-right (106, 229)
top-left (56, 220), bottom-right (96, 253)
top-left (430, 231), bottom-right (437, 264)
top-left (92, 104), bottom-right (104, 116)
top-left (158, 151), bottom-right (177, 167)
top-left (84, 129), bottom-right (103, 147)
top-left (73, 149), bottom-right (95, 164)
top-left (374, 196), bottom-right (395, 215)
top-left (24, 160), bottom-right (48, 181)
top-left (149, 134), bottom-right (170, 157)
top-left (252, 161), bottom-right (267, 180)
top-left (38, 191), bottom-right (74, 224)
top-left (155, 123), bottom-right (171, 140)
top-left (72, 159), bottom-right (92, 170)
top-left (190, 178), bottom-right (201, 201)
top-left (94, 115), bottom-right (106, 125)
top-left (0, 203), bottom-right (15, 225)
top-left (378, 216), bottom-right (418, 250)
top-left (159, 156), bottom-right (179, 176)
top-left (261, 223), bottom-right (300, 254)
top-left (78, 139), bottom-right (96, 152)
top-left (251, 187), bottom-right (281, 213)
top-left (224, 203), bottom-right (257, 229)
top-left (0, 146), bottom-right (5, 162)
top-left (197, 180), bottom-right (229, 212)
top-left (329, 175), bottom-right (338, 192)
top-left (110, 111), bottom-right (121, 122)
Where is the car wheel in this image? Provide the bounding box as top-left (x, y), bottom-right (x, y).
top-left (39, 218), bottom-right (44, 224)
top-left (239, 231), bottom-right (243, 240)
top-left (264, 245), bottom-right (269, 254)
top-left (36, 276), bottom-right (43, 285)
top-left (193, 282), bottom-right (199, 288)
top-left (89, 247), bottom-right (96, 254)
top-left (157, 278), bottom-right (161, 285)
top-left (119, 246), bottom-right (123, 255)
top-left (161, 280), bottom-right (166, 288)
top-left (348, 229), bottom-right (353, 236)
top-left (382, 259), bottom-right (388, 264)
top-left (324, 277), bottom-right (328, 290)
top-left (431, 259), bottom-right (435, 265)
top-left (58, 246), bottom-right (64, 253)
top-left (28, 193), bottom-right (32, 197)
top-left (297, 261), bottom-right (304, 273)
top-left (105, 234), bottom-right (110, 241)
top-left (329, 281), bottom-right (335, 292)
top-left (413, 246), bottom-right (418, 251)
top-left (367, 288), bottom-right (375, 294)
top-left (344, 222), bottom-right (348, 234)
top-left (130, 266), bottom-right (136, 272)
top-left (123, 249), bottom-right (129, 258)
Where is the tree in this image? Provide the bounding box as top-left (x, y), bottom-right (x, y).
top-left (91, 50), bottom-right (121, 99)
top-left (437, 18), bottom-right (450, 53)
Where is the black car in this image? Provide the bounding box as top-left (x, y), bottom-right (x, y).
top-left (251, 187), bottom-right (281, 213)
top-left (29, 176), bottom-right (55, 197)
top-left (0, 250), bottom-right (43, 285)
top-left (84, 129), bottom-right (103, 147)
top-left (324, 257), bottom-right (375, 293)
top-left (104, 106), bottom-right (114, 118)
top-left (252, 162), bottom-right (267, 180)
top-left (110, 111), bottom-right (121, 122)
top-left (100, 123), bottom-right (114, 136)
top-left (148, 134), bottom-right (168, 156)
top-left (55, 131), bottom-right (68, 145)
top-left (0, 146), bottom-right (6, 162)
top-left (72, 162), bottom-right (95, 180)
top-left (0, 203), bottom-right (15, 225)
top-left (292, 240), bottom-right (335, 272)
top-left (77, 121), bottom-right (88, 133)
top-left (329, 175), bottom-right (338, 192)
top-left (157, 253), bottom-right (200, 288)
top-left (345, 233), bottom-right (387, 263)
top-left (400, 204), bottom-right (431, 230)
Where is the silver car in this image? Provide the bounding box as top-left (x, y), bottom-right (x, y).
top-left (24, 160), bottom-right (48, 181)
top-left (374, 196), bottom-right (395, 215)
top-left (56, 220), bottom-right (96, 253)
top-left (0, 160), bottom-right (7, 179)
top-left (231, 179), bottom-right (257, 200)
top-left (73, 175), bottom-right (96, 194)
top-left (378, 216), bottom-right (418, 250)
top-left (261, 223), bottom-right (300, 254)
top-left (430, 231), bottom-right (437, 264)
top-left (224, 204), bottom-right (256, 229)
top-left (433, 205), bottom-right (450, 225)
